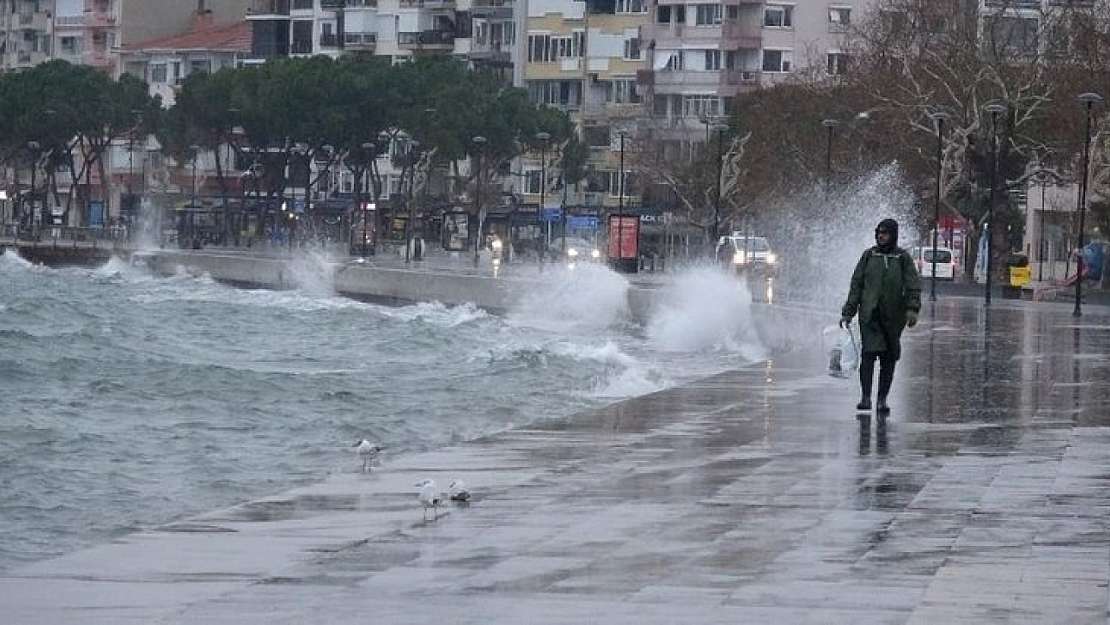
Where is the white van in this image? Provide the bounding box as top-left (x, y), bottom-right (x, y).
top-left (912, 246), bottom-right (957, 280)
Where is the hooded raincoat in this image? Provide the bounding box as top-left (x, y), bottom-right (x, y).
top-left (841, 219), bottom-right (922, 360)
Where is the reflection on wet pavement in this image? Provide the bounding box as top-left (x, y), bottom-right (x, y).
top-left (2, 297), bottom-right (1110, 624)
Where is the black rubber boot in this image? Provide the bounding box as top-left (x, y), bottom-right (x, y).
top-left (856, 398), bottom-right (872, 411)
top-left (876, 397), bottom-right (890, 414)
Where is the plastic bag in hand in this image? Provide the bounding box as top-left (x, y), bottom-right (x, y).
top-left (823, 323), bottom-right (860, 378)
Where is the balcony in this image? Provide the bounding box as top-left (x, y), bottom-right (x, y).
top-left (398, 0), bottom-right (455, 7)
top-left (397, 29), bottom-right (455, 49)
top-left (291, 38), bottom-right (313, 54)
top-left (84, 9), bottom-right (116, 28)
top-left (320, 33), bottom-right (339, 47)
top-left (470, 0), bottom-right (512, 18)
top-left (469, 40), bottom-right (511, 65)
top-left (55, 15), bottom-right (85, 27)
top-left (247, 0), bottom-right (290, 18)
top-left (18, 12), bottom-right (50, 31)
top-left (721, 21), bottom-right (761, 48)
top-left (344, 32), bottom-right (377, 50)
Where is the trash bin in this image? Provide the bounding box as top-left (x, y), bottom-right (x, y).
top-left (1007, 253), bottom-right (1031, 287)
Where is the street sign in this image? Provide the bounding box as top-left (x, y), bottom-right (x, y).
top-left (541, 207), bottom-right (562, 222)
top-left (567, 216), bottom-right (598, 230)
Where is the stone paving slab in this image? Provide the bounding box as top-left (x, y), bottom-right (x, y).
top-left (2, 298), bottom-right (1110, 624)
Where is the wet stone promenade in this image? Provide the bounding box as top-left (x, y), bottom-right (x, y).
top-left (3, 297), bottom-right (1110, 624)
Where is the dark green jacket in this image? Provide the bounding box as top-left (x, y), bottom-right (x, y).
top-left (841, 246), bottom-right (921, 357)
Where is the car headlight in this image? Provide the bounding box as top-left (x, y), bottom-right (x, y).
top-left (567, 248), bottom-right (579, 258)
top-left (733, 251), bottom-right (747, 265)
top-left (491, 238), bottom-right (503, 251)
top-left (766, 253), bottom-right (777, 265)
top-left (590, 249), bottom-right (601, 259)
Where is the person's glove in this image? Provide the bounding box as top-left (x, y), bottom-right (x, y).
top-left (906, 311), bottom-right (918, 328)
top-left (839, 316), bottom-right (852, 329)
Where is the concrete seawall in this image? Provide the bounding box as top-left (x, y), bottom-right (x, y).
top-left (135, 250), bottom-right (836, 353)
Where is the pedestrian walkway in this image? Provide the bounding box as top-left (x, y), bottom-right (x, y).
top-left (1, 298), bottom-right (1109, 624)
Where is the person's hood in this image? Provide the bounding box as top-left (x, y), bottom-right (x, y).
top-left (876, 218), bottom-right (899, 253)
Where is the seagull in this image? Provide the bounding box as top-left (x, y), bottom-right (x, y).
top-left (416, 479), bottom-right (441, 521)
top-left (448, 480), bottom-right (471, 503)
top-left (354, 440), bottom-right (382, 473)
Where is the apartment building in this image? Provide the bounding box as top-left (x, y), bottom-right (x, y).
top-left (118, 16), bottom-right (251, 107)
top-left (640, 0), bottom-right (864, 140)
top-left (0, 0), bottom-right (54, 70)
top-left (0, 0), bottom-right (250, 72)
top-left (520, 0), bottom-right (648, 212)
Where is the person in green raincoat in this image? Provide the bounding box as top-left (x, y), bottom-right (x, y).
top-left (840, 219), bottom-right (921, 414)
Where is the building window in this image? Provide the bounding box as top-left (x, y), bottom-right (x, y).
top-left (60, 36), bottom-right (78, 54)
top-left (524, 169), bottom-right (543, 194)
top-left (828, 6), bottom-right (850, 31)
top-left (827, 52), bottom-right (849, 75)
top-left (764, 4), bottom-right (792, 28)
top-left (584, 125), bottom-right (610, 148)
top-left (762, 49), bottom-right (792, 72)
top-left (605, 171), bottom-right (632, 197)
top-left (150, 64), bottom-right (167, 83)
top-left (695, 4), bottom-right (721, 26)
top-left (528, 80), bottom-right (582, 108)
top-left (624, 37), bottom-right (641, 60)
top-left (528, 32), bottom-right (584, 62)
top-left (293, 0), bottom-right (313, 9)
top-left (726, 4), bottom-right (738, 20)
top-left (616, 0), bottom-right (647, 14)
top-left (664, 50), bottom-right (684, 70)
top-left (607, 79), bottom-right (641, 104)
top-left (682, 95), bottom-right (720, 118)
top-left (704, 49), bottom-right (721, 70)
top-left (190, 59), bottom-right (211, 75)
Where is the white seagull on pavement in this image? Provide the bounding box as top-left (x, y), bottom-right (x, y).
top-left (416, 479), bottom-right (441, 521)
top-left (354, 440), bottom-right (382, 473)
top-left (448, 480), bottom-right (471, 502)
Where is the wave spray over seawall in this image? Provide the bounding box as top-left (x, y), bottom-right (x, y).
top-left (0, 256), bottom-right (764, 571)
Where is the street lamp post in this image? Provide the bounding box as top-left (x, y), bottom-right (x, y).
top-left (25, 141), bottom-right (40, 234)
top-left (535, 132), bottom-right (550, 267)
top-left (472, 135), bottom-right (487, 267)
top-left (405, 139), bottom-right (420, 264)
top-left (189, 144), bottom-right (201, 247)
top-left (821, 118), bottom-right (840, 199)
top-left (983, 102), bottom-right (1007, 306)
top-left (1074, 92), bottom-right (1103, 317)
top-left (928, 110), bottom-right (950, 302)
top-left (616, 128), bottom-right (628, 266)
top-left (357, 141), bottom-right (374, 258)
top-left (712, 122), bottom-right (726, 248)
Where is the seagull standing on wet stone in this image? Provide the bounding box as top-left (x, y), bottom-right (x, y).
top-left (416, 479), bottom-right (441, 521)
top-left (355, 440), bottom-right (382, 473)
top-left (448, 480), bottom-right (470, 502)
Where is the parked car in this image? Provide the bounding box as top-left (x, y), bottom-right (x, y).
top-left (716, 234), bottom-right (779, 277)
top-left (912, 246), bottom-right (956, 280)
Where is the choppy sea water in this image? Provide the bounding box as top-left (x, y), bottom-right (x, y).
top-left (0, 250), bottom-right (764, 571)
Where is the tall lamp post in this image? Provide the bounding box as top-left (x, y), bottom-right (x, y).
top-left (472, 135), bottom-right (487, 266)
top-left (616, 127), bottom-right (628, 265)
top-left (982, 102), bottom-right (1007, 306)
top-left (25, 141), bottom-right (40, 233)
top-left (405, 139), bottom-right (420, 263)
top-left (189, 144), bottom-right (201, 246)
top-left (357, 141), bottom-right (374, 258)
top-left (536, 131), bottom-right (550, 267)
top-left (1074, 92), bottom-right (1103, 317)
top-left (821, 118), bottom-right (840, 200)
top-left (711, 122), bottom-right (727, 248)
top-left (928, 110), bottom-right (950, 302)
